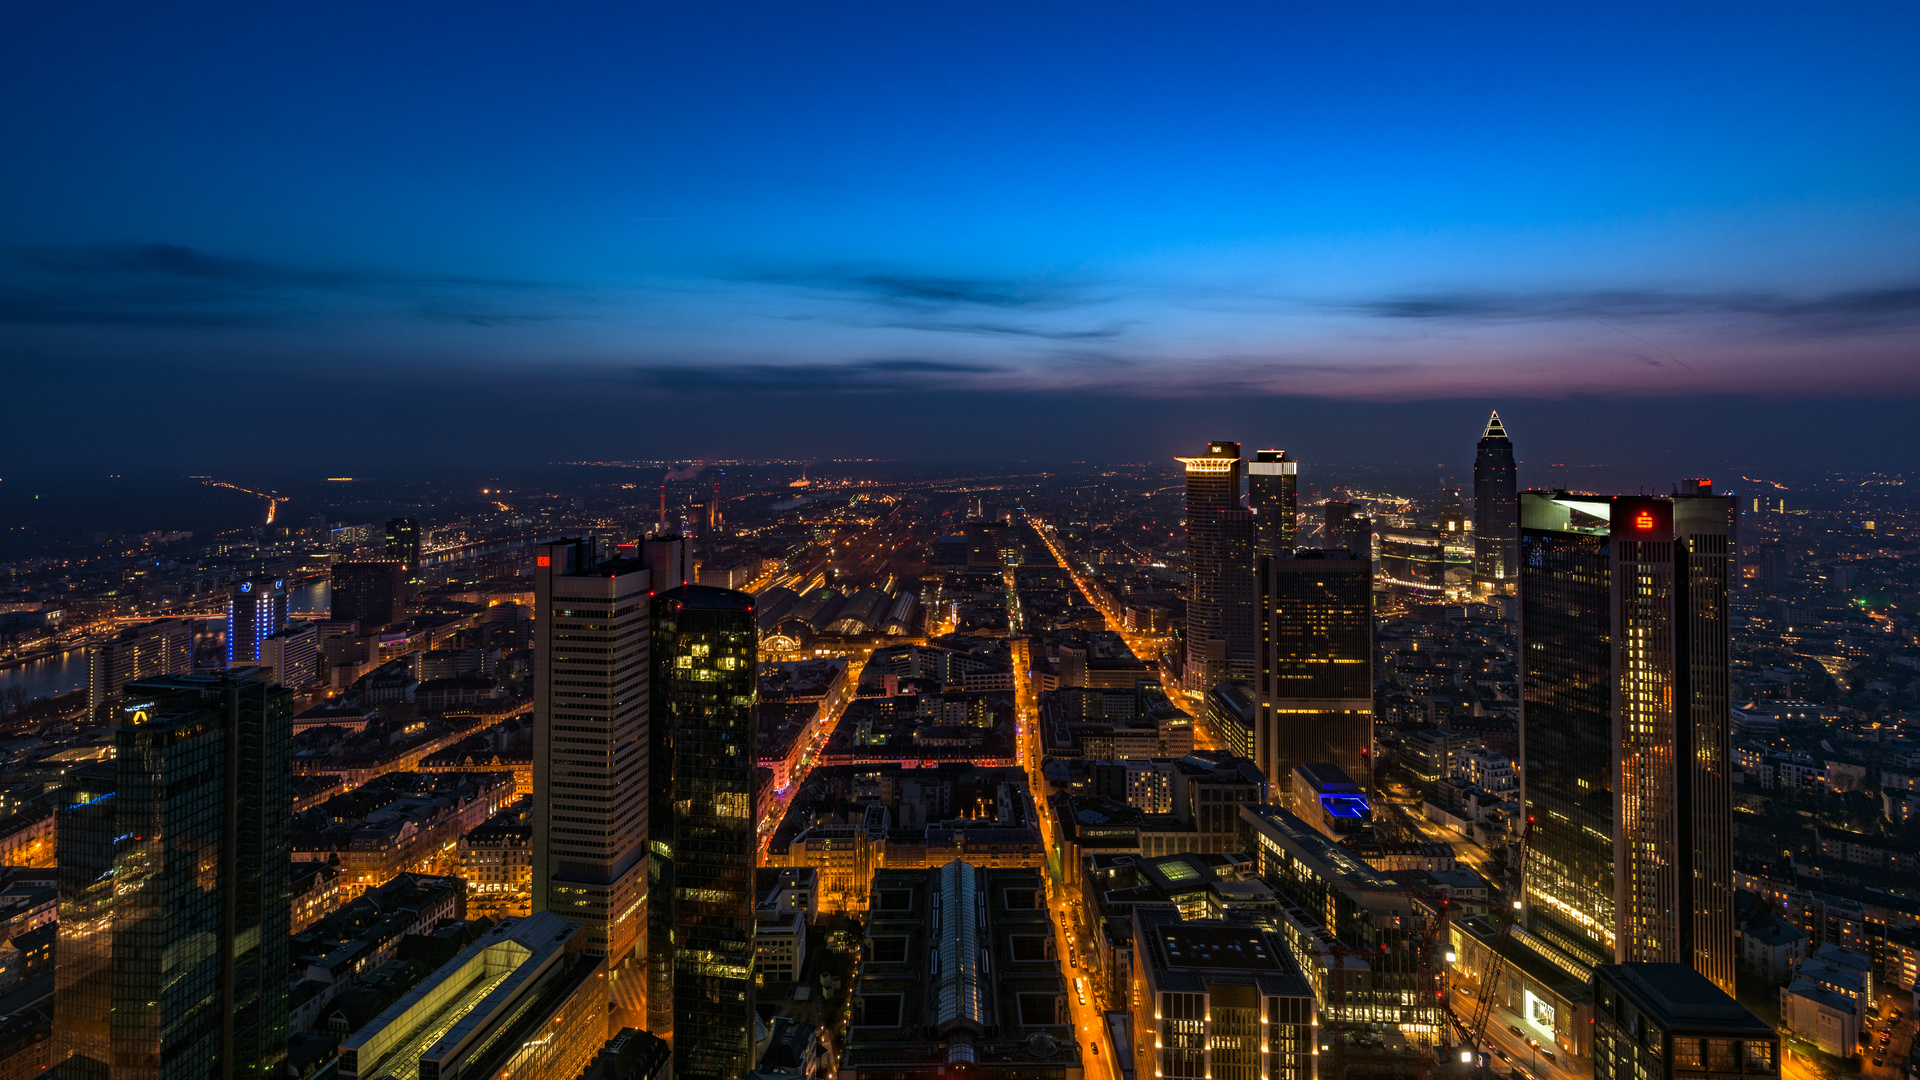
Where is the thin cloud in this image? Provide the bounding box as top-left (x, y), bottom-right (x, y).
top-left (625, 356), bottom-right (1010, 396)
top-left (1352, 283), bottom-right (1920, 332)
top-left (0, 242), bottom-right (556, 328)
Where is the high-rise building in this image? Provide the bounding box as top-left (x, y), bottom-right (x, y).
top-left (330, 560), bottom-right (408, 628)
top-left (258, 623), bottom-right (318, 689)
top-left (644, 534), bottom-right (696, 590)
top-left (1254, 549), bottom-right (1374, 802)
top-left (384, 517), bottom-right (422, 571)
top-left (86, 617), bottom-right (194, 722)
top-left (1519, 492), bottom-right (1736, 992)
top-left (649, 586), bottom-right (758, 1079)
top-left (1247, 449), bottom-right (1298, 556)
top-left (1322, 501), bottom-right (1373, 560)
top-left (1591, 964), bottom-right (1777, 1080)
top-left (1181, 442), bottom-right (1255, 688)
top-left (531, 539), bottom-right (650, 1010)
top-left (51, 672), bottom-right (292, 1080)
top-left (226, 578), bottom-right (289, 667)
top-left (1473, 411), bottom-right (1518, 587)
top-left (964, 518), bottom-right (1009, 568)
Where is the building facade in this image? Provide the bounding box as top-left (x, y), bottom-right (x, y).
top-left (1473, 411), bottom-right (1518, 588)
top-left (1248, 449), bottom-right (1298, 556)
top-left (1131, 906), bottom-right (1316, 1080)
top-left (227, 578), bottom-right (289, 667)
top-left (51, 673), bottom-right (293, 1080)
top-left (86, 618), bottom-right (193, 722)
top-left (1591, 964), bottom-right (1777, 1080)
top-left (531, 539), bottom-right (650, 1003)
top-left (1181, 442), bottom-right (1256, 689)
top-left (330, 560), bottom-right (408, 629)
top-left (1255, 550), bottom-right (1374, 801)
top-left (1520, 493), bottom-right (1736, 992)
top-left (649, 585), bottom-right (758, 1079)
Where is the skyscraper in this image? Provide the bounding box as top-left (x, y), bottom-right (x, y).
top-left (384, 517), bottom-right (422, 571)
top-left (532, 539), bottom-right (650, 1010)
top-left (1473, 411), bottom-right (1518, 588)
top-left (51, 672), bottom-right (293, 1080)
top-left (1322, 500), bottom-right (1373, 561)
top-left (1519, 491), bottom-right (1735, 992)
top-left (1254, 549), bottom-right (1374, 803)
top-left (226, 578), bottom-right (288, 667)
top-left (1247, 449), bottom-right (1298, 556)
top-left (330, 560), bottom-right (408, 628)
top-left (1180, 442), bottom-right (1255, 689)
top-left (649, 586), bottom-right (758, 1079)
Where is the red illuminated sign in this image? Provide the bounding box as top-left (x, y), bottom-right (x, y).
top-left (537, 555), bottom-right (551, 567)
top-left (1634, 511), bottom-right (1654, 530)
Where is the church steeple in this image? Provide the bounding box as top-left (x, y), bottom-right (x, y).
top-left (1482, 410), bottom-right (1509, 440)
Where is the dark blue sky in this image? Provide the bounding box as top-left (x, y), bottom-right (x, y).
top-left (4, 2), bottom-right (1918, 475)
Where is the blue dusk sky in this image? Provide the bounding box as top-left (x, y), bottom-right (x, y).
top-left (2, 2), bottom-right (1918, 476)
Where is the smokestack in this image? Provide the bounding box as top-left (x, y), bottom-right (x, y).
top-left (659, 482), bottom-right (667, 532)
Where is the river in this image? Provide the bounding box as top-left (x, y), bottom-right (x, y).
top-left (0, 587), bottom-right (331, 704)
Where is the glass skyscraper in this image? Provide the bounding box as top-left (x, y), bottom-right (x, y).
top-left (1519, 492), bottom-right (1735, 992)
top-left (650, 585), bottom-right (759, 1079)
top-left (1473, 411), bottom-right (1518, 587)
top-left (1255, 549), bottom-right (1374, 802)
top-left (51, 672), bottom-right (292, 1080)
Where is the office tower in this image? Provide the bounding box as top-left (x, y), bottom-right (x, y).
top-left (86, 617), bottom-right (193, 722)
top-left (531, 539), bottom-right (650, 1008)
top-left (1757, 543), bottom-right (1789, 595)
top-left (258, 623), bottom-right (318, 688)
top-left (226, 578), bottom-right (289, 667)
top-left (644, 534), bottom-right (696, 590)
top-left (1322, 500), bottom-right (1373, 560)
top-left (1247, 449), bottom-right (1298, 555)
top-left (649, 586), bottom-right (758, 1078)
top-left (383, 517), bottom-right (421, 572)
top-left (1592, 964), bottom-right (1777, 1080)
top-left (1255, 550), bottom-right (1374, 803)
top-left (51, 673), bottom-right (292, 1080)
top-left (1519, 492), bottom-right (1735, 992)
top-left (330, 560), bottom-right (408, 628)
top-left (965, 518), bottom-right (1009, 568)
top-left (1180, 441), bottom-right (1256, 688)
top-left (1473, 411), bottom-right (1519, 587)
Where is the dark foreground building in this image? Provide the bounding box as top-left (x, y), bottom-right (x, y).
top-left (1591, 964), bottom-right (1777, 1080)
top-left (650, 585), bottom-right (759, 1079)
top-left (1255, 549), bottom-right (1374, 801)
top-left (51, 673), bottom-right (293, 1080)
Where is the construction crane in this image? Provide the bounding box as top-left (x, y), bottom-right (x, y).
top-left (1460, 816), bottom-right (1536, 1061)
